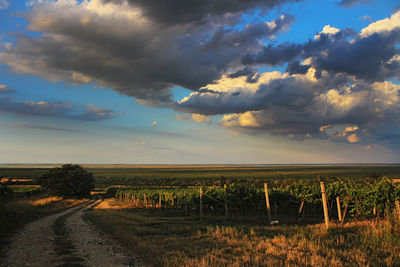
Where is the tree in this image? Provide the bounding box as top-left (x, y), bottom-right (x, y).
top-left (38, 164), bottom-right (94, 197)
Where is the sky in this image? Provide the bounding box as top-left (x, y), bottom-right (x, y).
top-left (0, 0), bottom-right (399, 164)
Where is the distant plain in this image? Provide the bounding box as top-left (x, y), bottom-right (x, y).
top-left (1, 164), bottom-right (399, 187)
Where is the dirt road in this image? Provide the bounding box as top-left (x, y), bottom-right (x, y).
top-left (2, 200), bottom-right (143, 267)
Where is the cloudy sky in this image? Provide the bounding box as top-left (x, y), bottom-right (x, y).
top-left (0, 0), bottom-right (399, 164)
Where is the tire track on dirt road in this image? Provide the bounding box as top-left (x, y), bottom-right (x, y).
top-left (2, 199), bottom-right (143, 267)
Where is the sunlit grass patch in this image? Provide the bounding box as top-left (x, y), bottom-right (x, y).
top-left (87, 200), bottom-right (400, 266)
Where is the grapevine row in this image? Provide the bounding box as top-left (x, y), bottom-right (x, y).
top-left (108, 177), bottom-right (400, 220)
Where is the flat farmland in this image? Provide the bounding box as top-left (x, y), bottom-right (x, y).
top-left (1, 164), bottom-right (400, 187)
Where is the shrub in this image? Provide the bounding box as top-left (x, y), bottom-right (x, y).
top-left (0, 185), bottom-right (14, 202)
top-left (38, 164), bottom-right (94, 197)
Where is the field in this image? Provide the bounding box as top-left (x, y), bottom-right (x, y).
top-left (1, 164), bottom-right (400, 187)
top-left (1, 164), bottom-right (400, 266)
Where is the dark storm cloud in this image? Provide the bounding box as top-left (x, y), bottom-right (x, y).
top-left (242, 27), bottom-right (399, 81)
top-left (106, 0), bottom-right (299, 25)
top-left (315, 30), bottom-right (400, 81)
top-left (228, 67), bottom-right (255, 78)
top-left (176, 75), bottom-right (319, 115)
top-left (0, 1), bottom-right (296, 104)
top-left (227, 67), bottom-right (261, 83)
top-left (242, 42), bottom-right (303, 66)
top-left (285, 61), bottom-right (310, 74)
top-left (0, 97), bottom-right (120, 121)
top-left (202, 14), bottom-right (295, 50)
top-left (198, 88), bottom-right (225, 94)
top-left (242, 28), bottom-right (358, 66)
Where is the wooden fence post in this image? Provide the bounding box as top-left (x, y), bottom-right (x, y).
top-left (200, 186), bottom-right (204, 218)
top-left (341, 198), bottom-right (349, 228)
top-left (336, 196), bottom-right (343, 222)
top-left (264, 183), bottom-right (272, 222)
top-left (297, 199), bottom-right (305, 223)
top-left (320, 181), bottom-right (329, 230)
top-left (224, 184), bottom-right (229, 217)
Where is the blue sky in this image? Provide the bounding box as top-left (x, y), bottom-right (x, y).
top-left (0, 0), bottom-right (399, 164)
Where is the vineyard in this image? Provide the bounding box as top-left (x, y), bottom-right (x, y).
top-left (109, 177), bottom-right (400, 223)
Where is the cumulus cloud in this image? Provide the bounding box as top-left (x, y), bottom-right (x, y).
top-left (191, 114), bottom-right (211, 123)
top-left (175, 114), bottom-right (211, 123)
top-left (0, 97), bottom-right (120, 121)
top-left (1, 1), bottom-right (399, 151)
top-left (177, 63), bottom-right (400, 147)
top-left (347, 133), bottom-right (360, 143)
top-left (0, 0), bottom-right (296, 104)
top-left (243, 18), bottom-right (400, 82)
top-left (360, 10), bottom-right (400, 37)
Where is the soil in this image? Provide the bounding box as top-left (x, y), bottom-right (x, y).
top-left (1, 200), bottom-right (144, 267)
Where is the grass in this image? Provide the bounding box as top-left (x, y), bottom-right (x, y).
top-left (1, 165), bottom-right (400, 187)
top-left (0, 196), bottom-right (86, 260)
top-left (86, 199), bottom-right (400, 266)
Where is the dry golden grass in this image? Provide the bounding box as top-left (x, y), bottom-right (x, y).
top-left (87, 199), bottom-right (400, 267)
top-left (0, 178), bottom-right (34, 183)
top-left (28, 196), bottom-right (63, 206)
top-left (94, 198), bottom-right (132, 209)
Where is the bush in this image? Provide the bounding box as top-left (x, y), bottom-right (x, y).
top-left (38, 164), bottom-right (94, 197)
top-left (0, 185), bottom-right (14, 202)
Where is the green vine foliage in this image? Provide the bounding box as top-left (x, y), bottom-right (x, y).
top-left (110, 177), bottom-right (400, 219)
